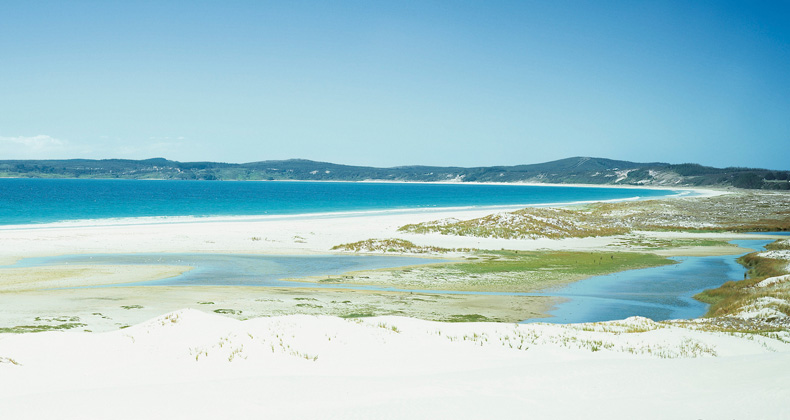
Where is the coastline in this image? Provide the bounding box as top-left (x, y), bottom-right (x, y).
top-left (0, 189), bottom-right (785, 323)
top-left (0, 186), bottom-right (773, 325)
top-left (1, 185), bottom-right (789, 419)
top-left (0, 192), bottom-right (752, 267)
top-left (0, 182), bottom-right (704, 231)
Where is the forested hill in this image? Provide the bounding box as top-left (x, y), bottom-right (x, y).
top-left (1, 157), bottom-right (788, 190)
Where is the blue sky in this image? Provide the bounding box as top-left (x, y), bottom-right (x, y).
top-left (1, 1), bottom-right (788, 169)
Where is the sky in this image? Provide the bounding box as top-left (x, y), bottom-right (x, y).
top-left (1, 1), bottom-right (788, 169)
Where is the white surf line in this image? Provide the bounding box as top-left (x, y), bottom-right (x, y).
top-left (0, 189), bottom-right (691, 230)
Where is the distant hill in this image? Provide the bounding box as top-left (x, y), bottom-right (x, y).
top-left (0, 157), bottom-right (788, 190)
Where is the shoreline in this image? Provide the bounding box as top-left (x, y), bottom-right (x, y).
top-left (0, 208), bottom-right (762, 268)
top-left (0, 173), bottom-right (734, 192)
top-left (0, 183), bottom-right (707, 231)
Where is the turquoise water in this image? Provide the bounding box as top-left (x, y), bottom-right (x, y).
top-left (748, 232), bottom-right (790, 236)
top-left (0, 178), bottom-right (679, 225)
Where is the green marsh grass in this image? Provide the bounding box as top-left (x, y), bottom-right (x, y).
top-left (695, 239), bottom-right (790, 318)
top-left (449, 250), bottom-right (671, 276)
top-left (0, 323), bottom-right (87, 334)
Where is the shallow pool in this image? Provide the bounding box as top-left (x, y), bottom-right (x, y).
top-left (6, 253), bottom-right (446, 288)
top-left (528, 239), bottom-right (770, 323)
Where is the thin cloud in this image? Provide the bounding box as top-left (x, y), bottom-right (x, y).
top-left (0, 135), bottom-right (70, 159)
top-left (0, 135), bottom-right (191, 160)
top-left (0, 134), bottom-right (65, 148)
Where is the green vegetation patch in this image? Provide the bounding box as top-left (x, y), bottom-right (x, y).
top-left (327, 249), bottom-right (674, 293)
top-left (214, 309), bottom-right (242, 315)
top-left (447, 250), bottom-right (671, 278)
top-left (331, 238), bottom-right (466, 254)
top-left (400, 207), bottom-right (629, 239)
top-left (399, 193), bottom-right (790, 240)
top-left (739, 252), bottom-right (789, 279)
top-left (34, 316), bottom-right (80, 322)
top-left (608, 237), bottom-right (734, 250)
top-left (340, 312), bottom-right (376, 319)
top-left (0, 357), bottom-right (20, 365)
top-left (766, 240), bottom-right (790, 251)
top-left (295, 303), bottom-right (323, 308)
top-left (444, 314), bottom-right (491, 322)
top-left (0, 323), bottom-right (87, 334)
top-left (590, 194), bottom-right (790, 233)
top-left (695, 239), bottom-right (790, 318)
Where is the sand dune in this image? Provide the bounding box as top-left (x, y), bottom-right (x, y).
top-left (1, 309), bottom-right (788, 419)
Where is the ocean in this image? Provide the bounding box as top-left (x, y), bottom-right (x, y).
top-left (0, 178), bottom-right (680, 225)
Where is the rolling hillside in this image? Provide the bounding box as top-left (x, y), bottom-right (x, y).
top-left (0, 157), bottom-right (787, 190)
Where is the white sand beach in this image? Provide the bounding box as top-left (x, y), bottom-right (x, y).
top-left (0, 195), bottom-right (749, 266)
top-left (1, 309), bottom-right (788, 419)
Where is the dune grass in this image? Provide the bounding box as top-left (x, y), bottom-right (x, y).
top-left (607, 237), bottom-right (734, 250)
top-left (695, 240), bottom-right (790, 318)
top-left (331, 238), bottom-right (467, 253)
top-left (399, 207), bottom-right (629, 239)
top-left (399, 193), bottom-right (790, 240)
top-left (444, 314), bottom-right (491, 322)
top-left (214, 309), bottom-right (242, 315)
top-left (0, 323), bottom-right (87, 334)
